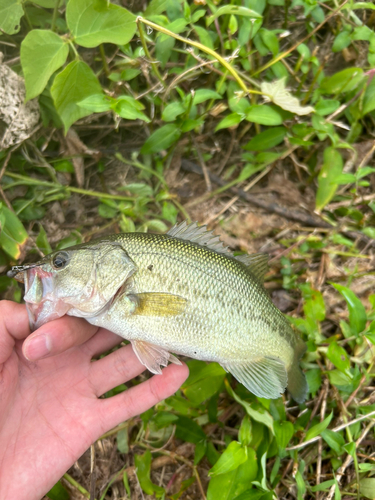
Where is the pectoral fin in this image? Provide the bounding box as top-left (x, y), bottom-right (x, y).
top-left (131, 292), bottom-right (187, 317)
top-left (131, 340), bottom-right (182, 374)
top-left (222, 356), bottom-right (288, 400)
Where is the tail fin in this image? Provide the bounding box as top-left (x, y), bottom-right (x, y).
top-left (287, 340), bottom-right (308, 403)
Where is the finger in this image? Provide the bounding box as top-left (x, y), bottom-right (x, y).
top-left (23, 316), bottom-right (99, 361)
top-left (96, 363), bottom-right (189, 432)
top-left (89, 343), bottom-right (145, 396)
top-left (82, 327), bottom-right (125, 358)
top-left (0, 301), bottom-right (30, 364)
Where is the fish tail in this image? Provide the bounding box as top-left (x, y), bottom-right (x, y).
top-left (287, 339), bottom-right (308, 403)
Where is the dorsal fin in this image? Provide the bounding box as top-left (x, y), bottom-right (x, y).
top-left (167, 221), bottom-right (231, 254)
top-left (235, 253), bottom-right (269, 283)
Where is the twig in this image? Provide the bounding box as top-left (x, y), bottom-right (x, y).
top-left (204, 164), bottom-right (274, 225)
top-left (192, 136), bottom-right (211, 192)
top-left (90, 444), bottom-right (96, 500)
top-left (345, 362), bottom-right (374, 409)
top-left (181, 159), bottom-right (332, 229)
top-left (194, 467), bottom-right (207, 500)
top-left (286, 410), bottom-right (375, 451)
top-left (316, 379), bottom-right (329, 500)
top-left (325, 420), bottom-right (375, 500)
top-left (358, 139), bottom-right (375, 170)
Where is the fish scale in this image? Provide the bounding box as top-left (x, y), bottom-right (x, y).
top-left (9, 221), bottom-right (308, 402)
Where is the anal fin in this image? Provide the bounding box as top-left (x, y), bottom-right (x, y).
top-left (131, 340), bottom-right (182, 375)
top-left (222, 356), bottom-right (288, 400)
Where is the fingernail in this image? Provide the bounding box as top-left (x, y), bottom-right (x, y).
top-left (24, 334), bottom-right (51, 361)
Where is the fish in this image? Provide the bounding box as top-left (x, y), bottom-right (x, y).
top-left (8, 221), bottom-right (308, 402)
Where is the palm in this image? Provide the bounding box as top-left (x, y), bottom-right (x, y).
top-left (0, 302), bottom-right (188, 500)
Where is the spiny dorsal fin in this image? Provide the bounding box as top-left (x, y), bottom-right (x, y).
top-left (167, 221), bottom-right (231, 254)
top-left (235, 253), bottom-right (269, 283)
top-left (221, 356), bottom-right (287, 400)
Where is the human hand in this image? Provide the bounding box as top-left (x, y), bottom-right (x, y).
top-left (0, 300), bottom-right (188, 500)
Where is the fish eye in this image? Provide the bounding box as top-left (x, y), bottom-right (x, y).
top-left (52, 251), bottom-right (69, 270)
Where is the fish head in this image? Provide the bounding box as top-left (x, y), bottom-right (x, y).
top-left (9, 241), bottom-right (135, 330)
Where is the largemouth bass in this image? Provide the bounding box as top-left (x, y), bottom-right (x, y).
top-left (8, 221), bottom-right (307, 402)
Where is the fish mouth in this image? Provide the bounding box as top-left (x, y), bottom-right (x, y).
top-left (23, 267), bottom-right (71, 331)
top-left (21, 266), bottom-right (124, 331)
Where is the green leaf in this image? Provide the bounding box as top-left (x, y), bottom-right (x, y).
top-left (331, 283), bottom-right (367, 335)
top-left (134, 450), bottom-right (164, 496)
top-left (226, 382), bottom-right (274, 434)
top-left (144, 0), bottom-right (169, 16)
top-left (21, 30), bottom-right (69, 101)
top-left (246, 105), bottom-right (283, 125)
top-left (315, 147), bottom-right (343, 211)
top-left (295, 469), bottom-right (307, 499)
top-left (209, 441), bottom-right (248, 477)
top-left (0, 204), bottom-right (28, 260)
top-left (306, 369), bottom-right (322, 396)
top-left (362, 78), bottom-right (375, 117)
top-left (193, 89), bottom-right (222, 105)
top-left (215, 113), bottom-right (242, 132)
top-left (320, 68), bottom-right (364, 94)
top-left (274, 420), bottom-right (294, 449)
top-left (117, 428), bottom-right (129, 453)
top-left (77, 94), bottom-right (112, 112)
top-left (141, 124), bottom-right (181, 154)
top-left (360, 478), bottom-right (375, 499)
top-left (0, 0), bottom-right (23, 34)
top-left (114, 96), bottom-right (150, 122)
top-left (244, 127), bottom-right (286, 151)
top-left (66, 0), bottom-right (136, 48)
top-left (332, 31), bottom-right (352, 52)
top-left (32, 0), bottom-right (57, 6)
top-left (181, 361), bottom-right (226, 405)
top-left (36, 225), bottom-right (52, 256)
top-left (259, 28), bottom-right (279, 56)
top-left (194, 441), bottom-right (207, 465)
top-left (46, 480), bottom-right (70, 500)
top-left (327, 342), bottom-right (350, 374)
top-left (305, 412), bottom-right (333, 442)
top-left (162, 102), bottom-right (186, 122)
top-left (207, 448), bottom-right (258, 500)
top-left (175, 416), bottom-right (206, 444)
top-left (51, 60), bottom-right (102, 133)
top-left (348, 2), bottom-right (375, 9)
top-left (311, 479), bottom-right (336, 492)
top-left (207, 5), bottom-right (262, 25)
top-left (301, 284), bottom-right (326, 322)
top-left (239, 416), bottom-right (252, 447)
top-left (315, 99), bottom-right (340, 116)
top-left (321, 429), bottom-right (345, 454)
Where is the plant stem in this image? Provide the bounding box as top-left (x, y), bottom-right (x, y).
top-left (99, 44), bottom-right (110, 76)
top-left (63, 473), bottom-right (91, 498)
top-left (51, 0), bottom-right (61, 32)
top-left (137, 17), bottom-right (263, 97)
top-left (3, 172), bottom-right (136, 202)
top-left (136, 19), bottom-right (166, 88)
